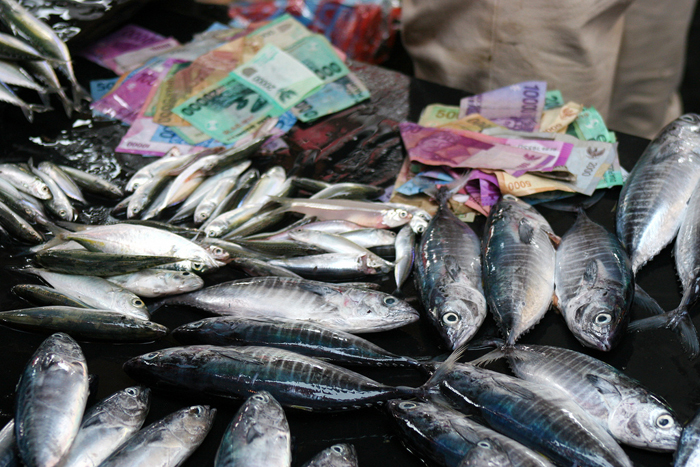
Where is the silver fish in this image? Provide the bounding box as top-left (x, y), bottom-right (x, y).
top-left (393, 224), bottom-right (415, 293)
top-left (61, 387), bottom-right (151, 467)
top-left (24, 268), bottom-right (150, 320)
top-left (482, 196), bottom-right (555, 345)
top-left (273, 198), bottom-right (411, 229)
top-left (675, 407), bottom-right (700, 467)
top-left (0, 200), bottom-right (43, 244)
top-left (239, 166), bottom-right (287, 207)
top-left (125, 150), bottom-right (191, 192)
top-left (195, 175), bottom-right (243, 225)
top-left (258, 219), bottom-right (365, 241)
top-left (97, 405), bottom-right (215, 467)
top-left (267, 253), bottom-right (388, 280)
top-left (227, 257), bottom-right (302, 279)
top-left (155, 276), bottom-right (419, 333)
top-left (214, 392), bottom-right (291, 467)
top-left (0, 81), bottom-right (47, 122)
top-left (37, 162), bottom-right (85, 204)
top-left (555, 209), bottom-right (634, 351)
top-left (474, 343), bottom-right (682, 452)
top-left (21, 60), bottom-right (72, 117)
top-left (302, 444), bottom-right (357, 467)
top-left (309, 182), bottom-right (384, 200)
top-left (0, 31), bottom-right (48, 61)
top-left (616, 114), bottom-right (700, 273)
top-left (58, 166), bottom-right (123, 199)
top-left (15, 333), bottom-right (89, 467)
top-left (0, 60), bottom-right (45, 92)
top-left (30, 163), bottom-right (76, 221)
top-left (339, 228), bottom-right (396, 249)
top-left (106, 269), bottom-right (204, 298)
top-left (386, 400), bottom-right (554, 467)
top-left (0, 419), bottom-right (19, 467)
top-left (416, 188), bottom-right (486, 349)
top-left (0, 163), bottom-right (51, 200)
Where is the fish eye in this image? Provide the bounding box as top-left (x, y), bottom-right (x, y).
top-left (594, 313), bottom-right (612, 325)
top-left (125, 387), bottom-right (138, 396)
top-left (213, 247), bottom-right (223, 255)
top-left (442, 312), bottom-right (460, 324)
top-left (189, 406), bottom-right (204, 416)
top-left (252, 394), bottom-right (266, 402)
top-left (143, 352), bottom-right (159, 360)
top-left (398, 210), bottom-right (408, 218)
top-left (383, 296), bottom-right (397, 306)
top-left (132, 298), bottom-right (145, 307)
top-left (192, 262), bottom-right (203, 271)
top-left (331, 445), bottom-right (344, 454)
top-left (656, 414), bottom-right (674, 428)
top-left (477, 440), bottom-right (491, 449)
top-left (399, 401), bottom-right (417, 409)
top-left (41, 186), bottom-right (49, 193)
top-left (59, 209), bottom-right (66, 216)
top-left (182, 272), bottom-right (191, 276)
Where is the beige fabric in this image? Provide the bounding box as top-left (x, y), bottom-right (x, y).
top-left (402, 0), bottom-right (695, 138)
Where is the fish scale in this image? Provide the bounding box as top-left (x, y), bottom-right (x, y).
top-left (616, 114), bottom-right (700, 273)
top-left (482, 196), bottom-right (556, 345)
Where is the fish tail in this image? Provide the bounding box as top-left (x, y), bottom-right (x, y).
top-left (628, 306), bottom-right (700, 358)
top-left (632, 284), bottom-right (666, 316)
top-left (54, 87), bottom-right (73, 118)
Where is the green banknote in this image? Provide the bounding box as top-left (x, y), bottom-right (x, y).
top-left (230, 44), bottom-right (324, 116)
top-left (173, 75), bottom-right (272, 143)
top-left (292, 72), bottom-right (370, 122)
top-left (285, 34), bottom-right (349, 85)
top-left (544, 90), bottom-right (564, 110)
top-left (573, 107), bottom-right (616, 143)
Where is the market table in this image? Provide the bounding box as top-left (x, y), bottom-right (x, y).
top-left (0, 3), bottom-right (695, 466)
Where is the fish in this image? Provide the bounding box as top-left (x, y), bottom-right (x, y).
top-left (254, 219), bottom-right (365, 241)
top-left (301, 444), bottom-right (358, 467)
top-left (271, 198), bottom-right (412, 229)
top-left (125, 150), bottom-right (192, 193)
top-left (105, 269), bottom-right (204, 298)
top-left (0, 200), bottom-right (43, 244)
top-left (15, 333), bottom-right (89, 467)
top-left (172, 316), bottom-right (424, 369)
top-left (12, 284), bottom-right (90, 308)
top-left (214, 391), bottom-right (291, 467)
top-left (675, 407), bottom-right (700, 467)
top-left (123, 345), bottom-right (421, 411)
top-left (0, 306), bottom-right (168, 342)
top-left (29, 163), bottom-right (77, 221)
top-left (393, 224), bottom-right (415, 293)
top-left (0, 60), bottom-right (46, 92)
top-left (0, 31), bottom-right (48, 61)
top-left (482, 195), bottom-right (556, 344)
top-left (0, 177), bottom-right (50, 226)
top-left (204, 205), bottom-right (261, 238)
top-left (154, 277), bottom-right (419, 333)
top-left (199, 169), bottom-right (260, 230)
top-left (61, 387), bottom-right (151, 467)
top-left (23, 268), bottom-right (150, 320)
top-left (309, 182), bottom-right (385, 200)
top-left (126, 173), bottom-right (172, 219)
top-left (0, 419), bottom-right (19, 467)
top-left (426, 353), bottom-right (633, 467)
top-left (235, 239), bottom-right (326, 257)
top-left (0, 163), bottom-right (51, 200)
top-left (58, 166), bottom-right (123, 199)
top-left (473, 342), bottom-right (681, 451)
top-left (415, 187), bottom-right (486, 349)
top-left (36, 162), bottom-right (86, 204)
top-left (386, 400), bottom-right (554, 467)
top-left (58, 224), bottom-right (220, 273)
top-left (21, 60), bottom-right (72, 117)
top-left (223, 207), bottom-right (288, 239)
top-left (616, 114), bottom-right (700, 273)
top-left (0, 81), bottom-right (48, 122)
top-left (339, 228), bottom-right (397, 249)
top-left (97, 405), bottom-right (215, 467)
top-left (266, 253), bottom-right (388, 280)
top-left (227, 257), bottom-right (302, 278)
top-left (554, 209), bottom-right (634, 350)
top-left (35, 250), bottom-right (181, 276)
top-left (238, 165), bottom-right (287, 207)
top-left (0, 0), bottom-right (90, 106)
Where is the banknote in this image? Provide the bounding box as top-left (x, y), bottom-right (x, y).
top-left (395, 170), bottom-right (454, 196)
top-left (573, 107), bottom-right (616, 143)
top-left (153, 35), bottom-right (264, 126)
top-left (89, 78), bottom-right (118, 102)
top-left (399, 122), bottom-right (559, 177)
top-left (459, 81), bottom-right (547, 132)
top-left (418, 104), bottom-right (461, 127)
top-left (439, 114), bottom-right (501, 133)
top-left (466, 170), bottom-right (501, 206)
top-left (544, 89), bottom-right (564, 110)
top-left (495, 170), bottom-right (577, 197)
top-left (540, 101), bottom-right (583, 133)
top-left (173, 75), bottom-right (273, 143)
top-left (292, 72), bottom-right (370, 122)
top-left (171, 125), bottom-right (213, 145)
top-left (91, 58), bottom-right (182, 125)
top-left (596, 152), bottom-right (627, 189)
top-left (285, 34), bottom-right (350, 85)
top-left (113, 38), bottom-right (181, 74)
top-left (80, 24), bottom-right (166, 73)
top-left (230, 44), bottom-right (324, 115)
top-left (248, 14), bottom-right (313, 49)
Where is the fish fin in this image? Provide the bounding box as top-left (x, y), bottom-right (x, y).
top-left (628, 307), bottom-right (699, 358)
top-left (632, 284), bottom-right (665, 316)
top-left (423, 344), bottom-right (469, 392)
top-left (297, 281), bottom-right (337, 296)
top-left (582, 260), bottom-right (599, 288)
top-left (518, 218), bottom-right (535, 244)
top-left (469, 349), bottom-right (505, 367)
top-left (586, 374), bottom-right (622, 396)
top-left (427, 172), bottom-right (471, 202)
top-left (209, 347), bottom-right (266, 365)
top-left (546, 231), bottom-right (561, 248)
top-left (245, 425), bottom-right (266, 443)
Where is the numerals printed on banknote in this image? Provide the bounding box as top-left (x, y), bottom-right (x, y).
top-left (460, 81), bottom-right (547, 132)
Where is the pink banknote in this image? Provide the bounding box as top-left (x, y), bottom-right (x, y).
top-left (80, 25), bottom-right (166, 73)
top-left (399, 122), bottom-right (559, 177)
top-left (459, 81), bottom-right (547, 132)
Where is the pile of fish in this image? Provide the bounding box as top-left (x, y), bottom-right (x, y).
top-left (0, 0), bottom-right (90, 121)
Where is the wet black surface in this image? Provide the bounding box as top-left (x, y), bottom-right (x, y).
top-left (0, 4), bottom-right (696, 467)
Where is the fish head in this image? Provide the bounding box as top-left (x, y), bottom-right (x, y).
top-left (664, 113), bottom-right (700, 138)
top-left (115, 386), bottom-right (151, 418)
top-left (458, 439), bottom-right (513, 467)
top-left (202, 244), bottom-right (230, 263)
top-left (355, 292), bottom-right (420, 331)
top-left (433, 286), bottom-right (487, 349)
top-left (176, 405), bottom-right (216, 445)
top-left (242, 391), bottom-right (288, 428)
top-left (123, 347), bottom-right (201, 386)
top-left (608, 396), bottom-right (681, 451)
top-left (386, 399), bottom-right (437, 421)
top-left (29, 179), bottom-right (52, 200)
top-left (409, 213), bottom-right (431, 234)
top-left (382, 208), bottom-right (412, 228)
top-left (320, 444), bottom-right (357, 466)
top-left (570, 290), bottom-right (630, 351)
top-left (172, 271), bottom-right (205, 293)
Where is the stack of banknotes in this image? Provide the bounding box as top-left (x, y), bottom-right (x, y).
top-left (393, 81), bottom-right (628, 215)
top-left (79, 16), bottom-right (371, 157)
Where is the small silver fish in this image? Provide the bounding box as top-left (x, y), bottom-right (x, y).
top-left (301, 444), bottom-right (358, 467)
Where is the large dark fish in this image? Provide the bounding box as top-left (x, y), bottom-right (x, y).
top-left (415, 187), bottom-right (486, 349)
top-left (123, 345), bottom-right (422, 411)
top-left (616, 114), bottom-right (700, 273)
top-left (426, 352), bottom-right (633, 467)
top-left (675, 407), bottom-right (700, 466)
top-left (386, 400), bottom-right (554, 467)
top-left (554, 209), bottom-right (634, 350)
top-left (474, 342), bottom-right (681, 451)
top-left (482, 196), bottom-right (556, 344)
top-left (15, 333), bottom-right (89, 467)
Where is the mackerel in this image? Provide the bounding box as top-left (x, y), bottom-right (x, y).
top-left (302, 444), bottom-right (357, 467)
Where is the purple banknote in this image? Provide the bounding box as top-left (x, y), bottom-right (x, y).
top-left (459, 81), bottom-right (547, 132)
